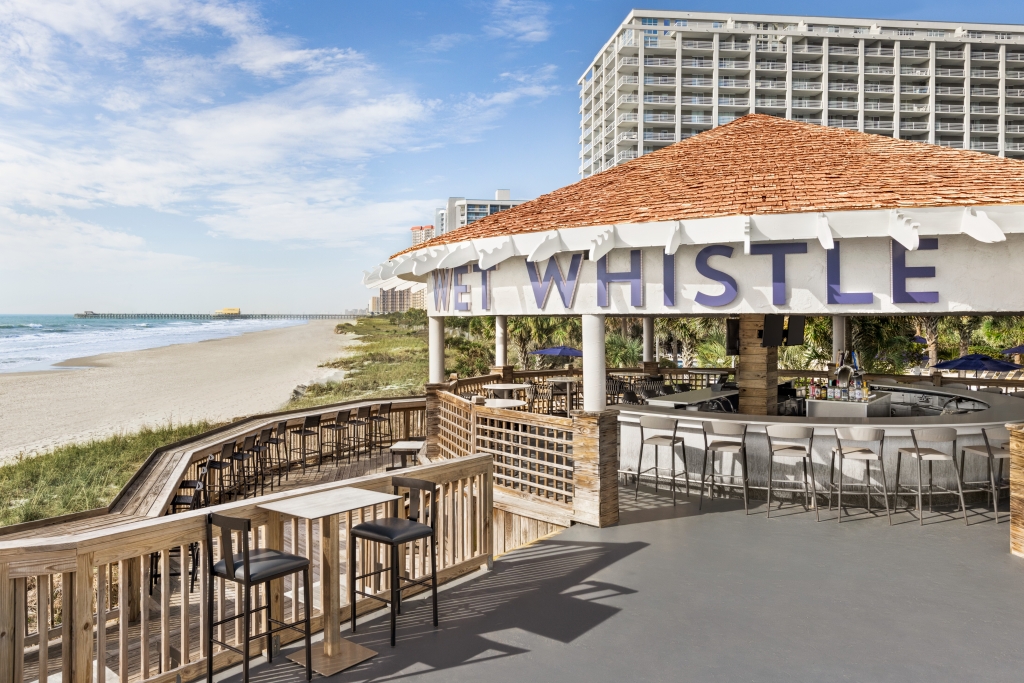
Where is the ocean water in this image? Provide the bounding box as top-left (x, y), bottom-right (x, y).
top-left (0, 315), bottom-right (305, 373)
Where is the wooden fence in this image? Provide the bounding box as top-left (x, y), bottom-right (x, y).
top-left (0, 454), bottom-right (492, 683)
top-left (431, 389), bottom-right (618, 538)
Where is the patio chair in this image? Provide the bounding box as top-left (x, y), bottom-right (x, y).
top-left (206, 513), bottom-right (312, 683)
top-left (350, 477), bottom-right (439, 647)
top-left (894, 427), bottom-right (967, 525)
top-left (960, 426), bottom-right (1011, 523)
top-left (321, 409), bottom-right (352, 463)
top-left (828, 428), bottom-right (891, 525)
top-left (622, 390), bottom-right (644, 405)
top-left (633, 415), bottom-right (689, 504)
top-left (294, 414), bottom-right (322, 472)
top-left (765, 425), bottom-right (819, 521)
top-left (261, 421), bottom-right (290, 481)
top-left (207, 443), bottom-right (235, 502)
top-left (699, 421), bottom-right (749, 513)
top-left (231, 436), bottom-right (259, 498)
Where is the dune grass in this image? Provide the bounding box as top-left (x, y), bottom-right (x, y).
top-left (0, 421), bottom-right (214, 527)
top-left (288, 311), bottom-right (429, 409)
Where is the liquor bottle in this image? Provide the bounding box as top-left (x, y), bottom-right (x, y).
top-left (827, 382), bottom-right (834, 400)
top-left (841, 386), bottom-right (849, 401)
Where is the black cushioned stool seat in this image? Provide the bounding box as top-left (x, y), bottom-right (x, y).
top-left (213, 547), bottom-right (310, 583)
top-left (350, 476), bottom-right (439, 646)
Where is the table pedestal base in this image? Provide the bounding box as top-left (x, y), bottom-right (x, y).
top-left (287, 639), bottom-right (376, 676)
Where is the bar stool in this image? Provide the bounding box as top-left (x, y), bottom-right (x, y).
top-left (207, 444), bottom-right (235, 503)
top-left (262, 421), bottom-right (290, 481)
top-left (632, 416), bottom-right (688, 504)
top-left (349, 405), bottom-right (372, 458)
top-left (829, 428), bottom-right (891, 525)
top-left (894, 427), bottom-right (967, 525)
top-left (370, 403), bottom-right (394, 454)
top-left (231, 435), bottom-right (259, 498)
top-left (765, 425), bottom-right (818, 521)
top-left (206, 513), bottom-right (312, 683)
top-left (349, 476), bottom-right (439, 646)
top-left (699, 421), bottom-right (749, 513)
top-left (321, 409), bottom-right (352, 463)
top-left (250, 429), bottom-right (277, 495)
top-left (294, 415), bottom-right (322, 472)
top-left (961, 426), bottom-right (1012, 523)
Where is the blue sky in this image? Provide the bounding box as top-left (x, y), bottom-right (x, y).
top-left (1, 0), bottom-right (1022, 313)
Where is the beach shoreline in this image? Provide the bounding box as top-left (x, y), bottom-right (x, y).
top-left (0, 320), bottom-right (353, 464)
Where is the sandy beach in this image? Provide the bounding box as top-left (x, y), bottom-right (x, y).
top-left (0, 321), bottom-right (352, 463)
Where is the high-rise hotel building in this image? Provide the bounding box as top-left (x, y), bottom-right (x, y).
top-left (578, 11), bottom-right (1024, 177)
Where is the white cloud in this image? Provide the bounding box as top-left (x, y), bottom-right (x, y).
top-left (486, 0), bottom-right (551, 43)
top-left (422, 33), bottom-right (472, 53)
top-left (448, 64), bottom-right (559, 140)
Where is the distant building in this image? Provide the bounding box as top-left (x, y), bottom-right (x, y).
top-left (434, 189), bottom-right (526, 235)
top-left (411, 225), bottom-right (435, 245)
top-left (213, 307), bottom-right (241, 317)
top-left (379, 287), bottom-right (414, 314)
top-left (368, 296), bottom-right (380, 314)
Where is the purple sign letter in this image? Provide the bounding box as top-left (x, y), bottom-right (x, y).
top-left (452, 265), bottom-right (471, 311)
top-left (431, 269), bottom-right (453, 311)
top-left (749, 242), bottom-right (807, 305)
top-left (694, 245), bottom-right (738, 307)
top-left (528, 254), bottom-right (583, 308)
top-left (827, 241), bottom-right (872, 305)
top-left (891, 238), bottom-right (938, 304)
top-left (597, 250), bottom-right (643, 307)
top-left (472, 264), bottom-right (496, 310)
top-left (664, 252), bottom-right (676, 306)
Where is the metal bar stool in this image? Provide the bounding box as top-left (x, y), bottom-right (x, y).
top-left (349, 405), bottom-right (372, 458)
top-left (350, 476), bottom-right (439, 646)
top-left (207, 444), bottom-right (235, 503)
top-left (231, 435), bottom-right (259, 498)
top-left (961, 426), bottom-right (1012, 522)
top-left (894, 427), bottom-right (967, 525)
top-left (631, 415), bottom-right (689, 504)
top-left (262, 421), bottom-right (290, 482)
top-left (765, 425), bottom-right (819, 521)
top-left (829, 427), bottom-right (891, 525)
top-left (250, 429), bottom-right (278, 495)
top-left (370, 403), bottom-right (394, 454)
top-left (206, 513), bottom-right (312, 683)
top-left (699, 420), bottom-right (749, 513)
top-left (321, 409), bottom-right (352, 463)
top-left (294, 414), bottom-right (323, 472)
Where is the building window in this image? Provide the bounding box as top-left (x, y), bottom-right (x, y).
top-left (827, 26), bottom-right (840, 34)
top-left (927, 30), bottom-right (946, 37)
top-left (995, 32), bottom-right (1012, 40)
top-left (641, 18), bottom-right (658, 26)
top-left (966, 31), bottom-right (983, 39)
top-left (712, 21), bottom-right (723, 29)
top-left (644, 36), bottom-right (659, 47)
top-left (897, 29), bottom-right (916, 36)
top-left (645, 29), bottom-right (658, 35)
top-left (673, 20), bottom-right (687, 27)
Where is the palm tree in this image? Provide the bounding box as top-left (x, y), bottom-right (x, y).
top-left (941, 316), bottom-right (982, 358)
top-left (911, 316), bottom-right (940, 367)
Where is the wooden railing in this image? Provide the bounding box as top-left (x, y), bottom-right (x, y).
top-left (0, 454), bottom-right (492, 683)
top-left (432, 390), bottom-right (617, 530)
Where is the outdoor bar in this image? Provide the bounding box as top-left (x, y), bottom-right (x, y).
top-left (367, 115), bottom-right (1024, 536)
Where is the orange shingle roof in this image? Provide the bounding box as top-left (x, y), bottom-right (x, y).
top-left (393, 114), bottom-right (1024, 259)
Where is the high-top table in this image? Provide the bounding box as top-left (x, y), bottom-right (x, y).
top-left (544, 376), bottom-right (580, 411)
top-left (259, 487), bottom-right (400, 676)
top-left (483, 383), bottom-right (530, 399)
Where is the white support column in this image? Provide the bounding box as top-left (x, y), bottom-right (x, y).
top-left (583, 314), bottom-right (606, 412)
top-left (832, 315), bottom-right (847, 361)
top-left (642, 317), bottom-right (655, 363)
top-left (494, 315), bottom-right (508, 366)
top-left (429, 316), bottom-right (445, 383)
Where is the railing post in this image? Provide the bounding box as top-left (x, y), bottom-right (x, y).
top-left (266, 512), bottom-right (284, 657)
top-left (490, 365), bottom-right (514, 382)
top-left (71, 553), bottom-right (95, 683)
top-left (0, 562), bottom-right (13, 680)
top-left (424, 383), bottom-right (446, 461)
top-left (569, 410), bottom-right (620, 527)
top-left (1010, 423), bottom-right (1024, 557)
top-left (122, 557), bottom-right (141, 622)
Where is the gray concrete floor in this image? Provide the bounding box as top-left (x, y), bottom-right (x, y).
top-left (221, 485), bottom-right (1024, 683)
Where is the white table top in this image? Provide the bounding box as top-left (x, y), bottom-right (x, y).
top-left (258, 487), bottom-right (399, 520)
top-left (485, 398), bottom-right (527, 409)
top-left (389, 440), bottom-right (425, 451)
top-left (645, 387), bottom-right (739, 407)
top-left (545, 376), bottom-right (579, 383)
top-left (483, 383), bottom-right (529, 391)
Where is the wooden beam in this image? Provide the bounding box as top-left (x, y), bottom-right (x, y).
top-left (737, 315), bottom-right (778, 415)
top-left (72, 554), bottom-right (96, 683)
top-left (0, 563), bottom-right (13, 682)
top-left (1011, 423), bottom-right (1024, 558)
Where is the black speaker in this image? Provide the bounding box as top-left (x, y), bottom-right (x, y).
top-left (784, 316), bottom-right (806, 346)
top-left (726, 318), bottom-right (740, 355)
top-left (761, 314), bottom-right (785, 347)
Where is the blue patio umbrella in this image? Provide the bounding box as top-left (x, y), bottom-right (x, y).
top-left (911, 335), bottom-right (927, 344)
top-left (1001, 344), bottom-right (1024, 355)
top-left (932, 354), bottom-right (1023, 372)
top-left (529, 346), bottom-right (583, 358)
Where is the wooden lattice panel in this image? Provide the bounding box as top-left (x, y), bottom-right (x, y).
top-left (475, 413), bottom-right (575, 505)
top-left (438, 392), bottom-right (473, 460)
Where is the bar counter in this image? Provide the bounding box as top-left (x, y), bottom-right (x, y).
top-left (617, 384), bottom-right (1024, 495)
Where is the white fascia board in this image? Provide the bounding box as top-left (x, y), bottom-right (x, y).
top-left (365, 205), bottom-right (1024, 288)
